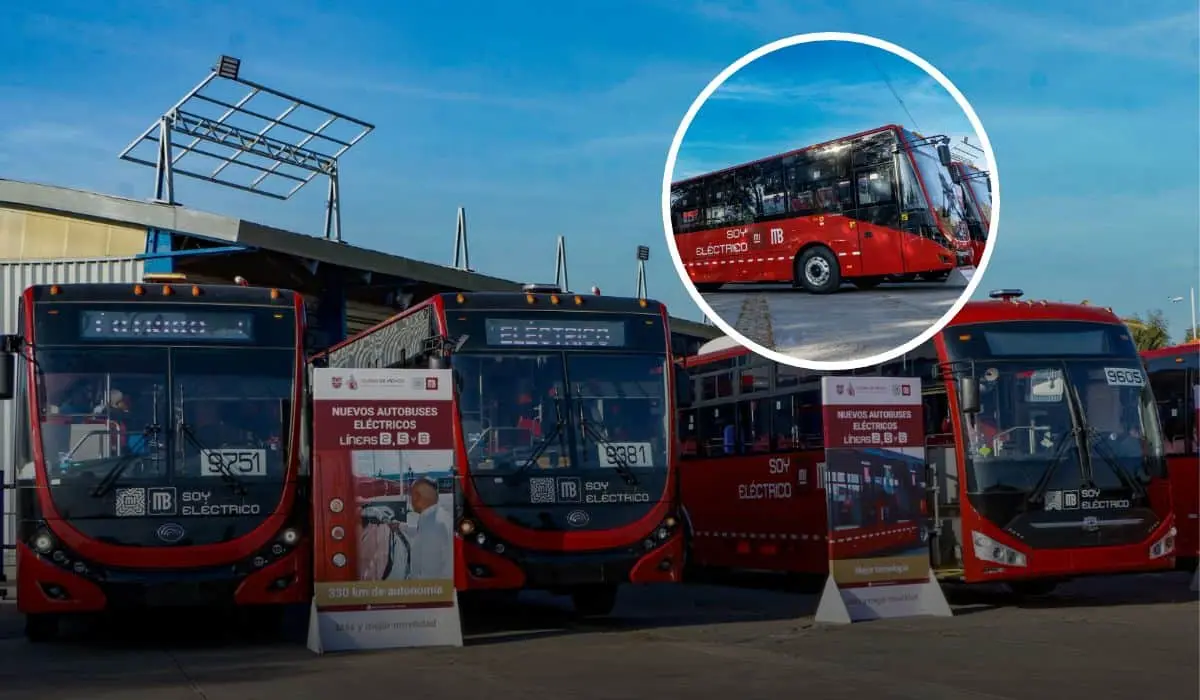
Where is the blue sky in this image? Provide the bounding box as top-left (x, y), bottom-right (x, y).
top-left (675, 40), bottom-right (980, 179)
top-left (0, 0), bottom-right (1197, 340)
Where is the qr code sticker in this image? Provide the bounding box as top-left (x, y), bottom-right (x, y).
top-left (529, 477), bottom-right (556, 504)
top-left (115, 488), bottom-right (146, 517)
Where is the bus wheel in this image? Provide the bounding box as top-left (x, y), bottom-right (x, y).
top-left (851, 276), bottom-right (885, 290)
top-left (571, 585), bottom-right (618, 617)
top-left (796, 247), bottom-right (841, 294)
top-left (24, 613), bottom-right (59, 643)
top-left (1005, 580), bottom-right (1058, 598)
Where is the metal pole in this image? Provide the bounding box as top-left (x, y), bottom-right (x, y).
top-left (1191, 286), bottom-right (1197, 343)
top-left (453, 207), bottom-right (470, 271)
top-left (555, 236), bottom-right (569, 292)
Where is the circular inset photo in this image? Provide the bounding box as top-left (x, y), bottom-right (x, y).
top-left (662, 32), bottom-right (999, 371)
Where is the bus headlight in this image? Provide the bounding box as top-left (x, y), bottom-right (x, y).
top-left (280, 528), bottom-right (300, 546)
top-left (33, 531), bottom-right (54, 555)
top-left (972, 531), bottom-right (1027, 567)
top-left (1149, 527), bottom-right (1177, 560)
top-left (458, 519), bottom-right (477, 536)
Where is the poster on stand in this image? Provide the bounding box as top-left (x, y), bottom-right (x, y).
top-left (814, 375), bottom-right (951, 624)
top-left (307, 367), bottom-right (463, 653)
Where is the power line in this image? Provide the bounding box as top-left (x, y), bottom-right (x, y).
top-left (870, 56), bottom-right (921, 132)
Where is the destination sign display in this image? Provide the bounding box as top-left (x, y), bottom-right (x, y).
top-left (80, 310), bottom-right (255, 342)
top-left (484, 318), bottom-right (626, 348)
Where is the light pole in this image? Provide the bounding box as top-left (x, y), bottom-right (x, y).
top-left (1169, 287), bottom-right (1197, 342)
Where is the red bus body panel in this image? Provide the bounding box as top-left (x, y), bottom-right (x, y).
top-left (1143, 343), bottom-right (1199, 560)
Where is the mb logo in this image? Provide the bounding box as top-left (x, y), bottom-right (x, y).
top-left (148, 487), bottom-right (177, 516)
top-left (556, 477), bottom-right (581, 503)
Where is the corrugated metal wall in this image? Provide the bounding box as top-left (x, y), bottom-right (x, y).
top-left (0, 258), bottom-right (145, 567)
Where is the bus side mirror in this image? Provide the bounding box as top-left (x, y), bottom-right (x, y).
top-left (0, 352), bottom-right (15, 401)
top-left (958, 377), bottom-right (980, 414)
top-left (936, 143), bottom-right (952, 167)
top-left (949, 168), bottom-right (963, 185)
top-left (674, 369), bottom-right (694, 409)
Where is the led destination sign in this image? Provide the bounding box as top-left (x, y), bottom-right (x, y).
top-left (80, 310), bottom-right (255, 342)
top-left (484, 318), bottom-right (626, 348)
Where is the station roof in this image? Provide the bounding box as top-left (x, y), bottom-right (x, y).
top-left (0, 178), bottom-right (718, 342)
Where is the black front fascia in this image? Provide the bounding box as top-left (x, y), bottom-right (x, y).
top-left (967, 491), bottom-right (1159, 550)
top-left (37, 478), bottom-right (283, 546)
top-left (470, 470), bottom-right (667, 533)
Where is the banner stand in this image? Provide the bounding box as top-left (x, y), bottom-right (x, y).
top-left (814, 571), bottom-right (952, 625)
top-left (307, 594), bottom-right (464, 654)
top-left (307, 600), bottom-right (324, 654)
top-left (307, 367), bottom-right (465, 654)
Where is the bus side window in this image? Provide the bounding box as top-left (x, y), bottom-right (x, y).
top-left (755, 159), bottom-right (788, 220)
top-left (679, 408), bottom-right (699, 459)
top-left (1151, 369), bottom-right (1191, 455)
top-left (795, 381), bottom-right (823, 448)
top-left (770, 394), bottom-right (796, 451)
top-left (735, 165), bottom-right (759, 223)
top-left (698, 404), bottom-right (737, 457)
top-left (737, 397), bottom-right (772, 454)
top-left (671, 181), bottom-right (704, 234)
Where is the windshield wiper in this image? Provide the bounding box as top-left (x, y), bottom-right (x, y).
top-left (514, 397), bottom-right (567, 475)
top-left (91, 451), bottom-right (146, 498)
top-left (1026, 427), bottom-right (1082, 508)
top-left (1082, 428), bottom-right (1148, 500)
top-left (577, 401), bottom-right (638, 486)
top-left (91, 424), bottom-right (162, 498)
top-left (177, 420), bottom-right (247, 495)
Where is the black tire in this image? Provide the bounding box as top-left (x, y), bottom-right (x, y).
top-left (571, 585), bottom-right (619, 617)
top-left (694, 283), bottom-right (724, 293)
top-left (24, 614), bottom-right (59, 643)
top-left (1005, 580), bottom-right (1058, 598)
top-left (851, 276), bottom-right (885, 290)
top-left (795, 247), bottom-right (841, 294)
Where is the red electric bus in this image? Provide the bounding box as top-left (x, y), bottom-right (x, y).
top-left (677, 290), bottom-right (1176, 595)
top-left (669, 124), bottom-right (973, 294)
top-left (1143, 343), bottom-right (1199, 567)
top-left (0, 276), bottom-right (310, 641)
top-left (311, 285), bottom-right (683, 616)
top-left (949, 160), bottom-right (992, 266)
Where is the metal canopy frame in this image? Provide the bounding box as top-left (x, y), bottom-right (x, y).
top-left (118, 55), bottom-right (374, 242)
top-left (951, 136), bottom-right (985, 170)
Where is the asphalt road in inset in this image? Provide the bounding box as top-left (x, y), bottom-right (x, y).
top-left (1, 573), bottom-right (1195, 700)
top-left (703, 281), bottom-right (967, 363)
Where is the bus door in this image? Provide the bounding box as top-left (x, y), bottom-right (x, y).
top-left (852, 163), bottom-right (904, 277)
top-left (922, 386), bottom-right (962, 573)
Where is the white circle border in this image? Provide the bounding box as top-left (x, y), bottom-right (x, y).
top-left (661, 31), bottom-right (1001, 372)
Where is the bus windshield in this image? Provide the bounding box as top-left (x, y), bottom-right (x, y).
top-left (454, 352), bottom-right (670, 473)
top-left (903, 135), bottom-right (967, 243)
top-left (960, 360), bottom-right (1164, 495)
top-left (34, 346), bottom-right (295, 483)
top-left (965, 174), bottom-right (992, 224)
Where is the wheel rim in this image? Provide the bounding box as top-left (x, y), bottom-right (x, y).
top-left (805, 257), bottom-right (830, 287)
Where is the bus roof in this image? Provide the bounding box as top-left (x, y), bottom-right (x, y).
top-left (313, 290), bottom-right (669, 362)
top-left (670, 124), bottom-right (903, 187)
top-left (1142, 342), bottom-right (1200, 370)
top-left (687, 298), bottom-right (1128, 365)
top-left (26, 282), bottom-right (298, 306)
top-left (947, 299), bottom-right (1125, 326)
